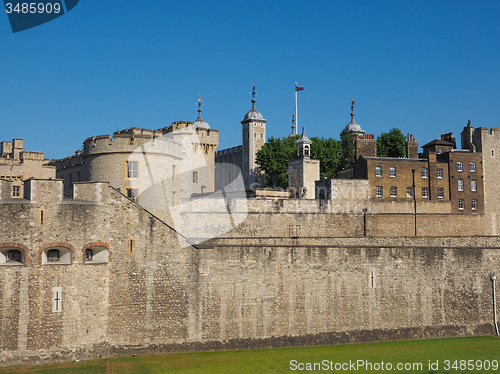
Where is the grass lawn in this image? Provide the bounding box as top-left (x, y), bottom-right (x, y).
top-left (0, 336), bottom-right (499, 373)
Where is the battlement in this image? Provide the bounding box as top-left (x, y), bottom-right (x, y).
top-left (0, 179), bottom-right (111, 204)
top-left (216, 145), bottom-right (243, 157)
top-left (20, 151), bottom-right (45, 162)
top-left (1, 139), bottom-right (46, 162)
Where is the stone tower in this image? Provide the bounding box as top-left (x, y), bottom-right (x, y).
top-left (288, 127), bottom-right (320, 199)
top-left (241, 85), bottom-right (266, 188)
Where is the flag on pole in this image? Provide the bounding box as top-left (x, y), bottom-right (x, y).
top-left (295, 84), bottom-right (304, 92)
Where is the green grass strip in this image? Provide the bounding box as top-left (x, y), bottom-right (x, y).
top-left (0, 336), bottom-right (499, 373)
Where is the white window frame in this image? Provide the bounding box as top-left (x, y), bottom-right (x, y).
top-left (421, 167), bottom-right (428, 178)
top-left (127, 161), bottom-right (138, 179)
top-left (422, 187), bottom-right (429, 198)
top-left (457, 161), bottom-right (463, 172)
top-left (458, 179), bottom-right (464, 192)
top-left (437, 168), bottom-right (443, 179)
top-left (472, 199), bottom-right (477, 210)
top-left (471, 180), bottom-right (477, 192)
top-left (375, 166), bottom-right (382, 177)
top-left (390, 186), bottom-right (397, 197)
top-left (470, 162), bottom-right (476, 172)
top-left (389, 167), bottom-right (396, 178)
top-left (406, 187), bottom-right (413, 198)
top-left (376, 186), bottom-right (383, 198)
top-left (458, 199), bottom-right (465, 210)
top-left (437, 188), bottom-right (444, 199)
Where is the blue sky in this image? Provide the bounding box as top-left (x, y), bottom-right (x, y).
top-left (1, 1), bottom-right (500, 159)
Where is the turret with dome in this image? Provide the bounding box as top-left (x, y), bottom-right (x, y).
top-left (344, 99), bottom-right (365, 137)
top-left (192, 96), bottom-right (210, 129)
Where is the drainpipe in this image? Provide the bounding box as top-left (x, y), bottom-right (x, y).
top-left (362, 207), bottom-right (367, 237)
top-left (492, 275), bottom-right (499, 336)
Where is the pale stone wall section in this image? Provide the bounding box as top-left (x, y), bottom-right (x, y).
top-left (475, 127), bottom-right (500, 235)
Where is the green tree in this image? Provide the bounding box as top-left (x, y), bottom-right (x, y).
top-left (257, 135), bottom-right (347, 187)
top-left (377, 128), bottom-right (406, 158)
top-left (256, 136), bottom-right (298, 188)
top-left (311, 137), bottom-right (342, 179)
top-left (339, 129), bottom-right (356, 170)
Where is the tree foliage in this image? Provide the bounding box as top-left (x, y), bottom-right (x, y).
top-left (310, 137), bottom-right (342, 180)
top-left (257, 135), bottom-right (344, 188)
top-left (377, 128), bottom-right (406, 158)
top-left (256, 136), bottom-right (298, 188)
top-left (339, 129), bottom-right (355, 170)
top-left (256, 128), bottom-right (406, 188)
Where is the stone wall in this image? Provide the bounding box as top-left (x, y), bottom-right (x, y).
top-left (1, 180), bottom-right (499, 367)
top-left (476, 127), bottom-right (500, 235)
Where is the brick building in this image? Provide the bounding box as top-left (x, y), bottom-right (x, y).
top-left (338, 124), bottom-right (485, 215)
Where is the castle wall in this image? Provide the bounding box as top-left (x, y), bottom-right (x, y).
top-left (0, 180), bottom-right (499, 367)
top-left (183, 198), bottom-right (485, 239)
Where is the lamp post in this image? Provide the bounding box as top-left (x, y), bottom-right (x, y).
top-left (412, 169), bottom-right (417, 236)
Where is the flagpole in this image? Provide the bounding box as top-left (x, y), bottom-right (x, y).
top-left (295, 82), bottom-right (298, 134)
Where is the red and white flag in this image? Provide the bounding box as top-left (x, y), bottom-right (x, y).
top-left (295, 84), bottom-right (304, 92)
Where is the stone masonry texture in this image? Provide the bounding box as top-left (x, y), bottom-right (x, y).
top-left (0, 179), bottom-right (499, 366)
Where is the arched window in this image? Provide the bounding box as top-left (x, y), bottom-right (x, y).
top-left (83, 244), bottom-right (109, 264)
top-left (7, 250), bottom-right (21, 262)
top-left (0, 246), bottom-right (26, 265)
top-left (47, 249), bottom-right (60, 262)
top-left (85, 249), bottom-right (93, 261)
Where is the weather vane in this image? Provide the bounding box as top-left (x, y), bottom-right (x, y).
top-left (196, 96), bottom-right (203, 110)
top-left (291, 112), bottom-right (296, 133)
top-left (350, 99), bottom-right (355, 114)
top-left (250, 83), bottom-right (256, 99)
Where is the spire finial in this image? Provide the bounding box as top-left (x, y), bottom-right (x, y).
top-left (350, 98), bottom-right (355, 118)
top-left (250, 83), bottom-right (257, 106)
top-left (196, 96), bottom-right (203, 111)
top-left (291, 112), bottom-right (296, 132)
